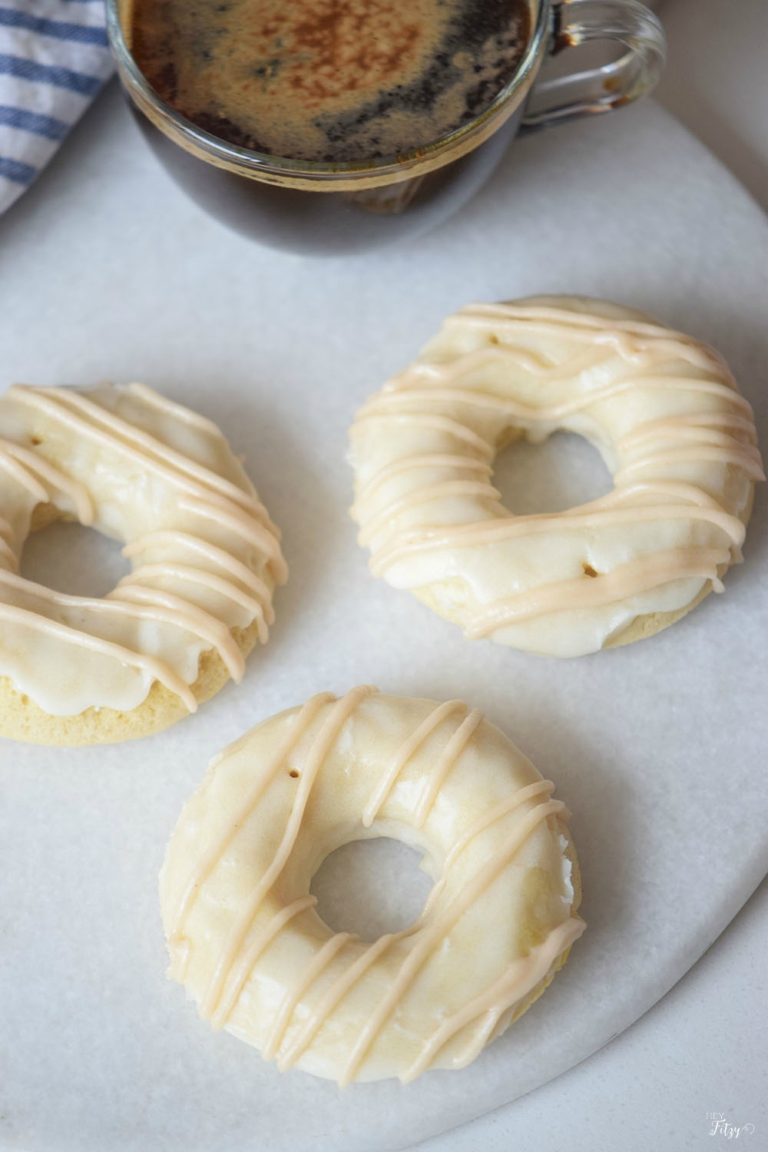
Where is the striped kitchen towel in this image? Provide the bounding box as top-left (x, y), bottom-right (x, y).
top-left (0, 0), bottom-right (114, 215)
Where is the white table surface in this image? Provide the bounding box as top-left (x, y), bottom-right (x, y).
top-left (2, 3), bottom-right (765, 1150)
top-left (418, 1), bottom-right (768, 1148)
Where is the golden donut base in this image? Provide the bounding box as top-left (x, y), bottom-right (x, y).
top-left (0, 618), bottom-right (261, 746)
top-left (0, 502), bottom-right (268, 745)
top-left (414, 579), bottom-right (714, 652)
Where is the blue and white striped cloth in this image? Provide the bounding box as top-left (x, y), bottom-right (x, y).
top-left (0, 0), bottom-right (114, 215)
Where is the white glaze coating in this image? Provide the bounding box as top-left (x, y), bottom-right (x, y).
top-left (349, 297), bottom-right (762, 657)
top-left (0, 383), bottom-right (285, 715)
top-left (160, 688), bottom-right (583, 1084)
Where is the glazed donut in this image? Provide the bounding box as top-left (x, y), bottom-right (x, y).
top-left (0, 383), bottom-right (286, 744)
top-left (160, 686), bottom-right (583, 1084)
top-left (349, 297), bottom-right (763, 657)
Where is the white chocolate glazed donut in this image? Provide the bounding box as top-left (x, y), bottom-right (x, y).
top-left (0, 383), bottom-right (286, 744)
top-left (349, 297), bottom-right (763, 657)
top-left (160, 687), bottom-right (583, 1084)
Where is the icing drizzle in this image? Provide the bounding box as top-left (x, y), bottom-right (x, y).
top-left (0, 383), bottom-right (285, 716)
top-left (349, 301), bottom-right (763, 653)
top-left (165, 690), bottom-right (583, 1082)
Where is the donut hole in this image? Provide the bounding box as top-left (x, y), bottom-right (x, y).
top-left (311, 836), bottom-right (434, 942)
top-left (21, 515), bottom-right (131, 598)
top-left (493, 430), bottom-right (613, 515)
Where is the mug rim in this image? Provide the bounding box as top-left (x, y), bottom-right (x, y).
top-left (106, 0), bottom-right (551, 188)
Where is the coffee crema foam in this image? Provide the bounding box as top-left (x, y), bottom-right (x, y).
top-left (131, 0), bottom-right (531, 163)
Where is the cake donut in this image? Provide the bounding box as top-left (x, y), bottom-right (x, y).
top-left (349, 297), bottom-right (763, 657)
top-left (160, 687), bottom-right (583, 1084)
top-left (0, 383), bottom-right (286, 744)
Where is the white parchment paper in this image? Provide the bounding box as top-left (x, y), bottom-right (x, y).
top-left (0, 90), bottom-right (766, 1152)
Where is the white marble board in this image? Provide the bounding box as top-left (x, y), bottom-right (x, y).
top-left (0, 88), bottom-right (766, 1152)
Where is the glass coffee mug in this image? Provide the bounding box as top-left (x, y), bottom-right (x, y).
top-left (107, 0), bottom-right (665, 256)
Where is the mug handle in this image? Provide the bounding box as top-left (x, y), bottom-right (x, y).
top-left (522, 0), bottom-right (666, 130)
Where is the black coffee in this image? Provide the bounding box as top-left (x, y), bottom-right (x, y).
top-left (131, 0), bottom-right (531, 163)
